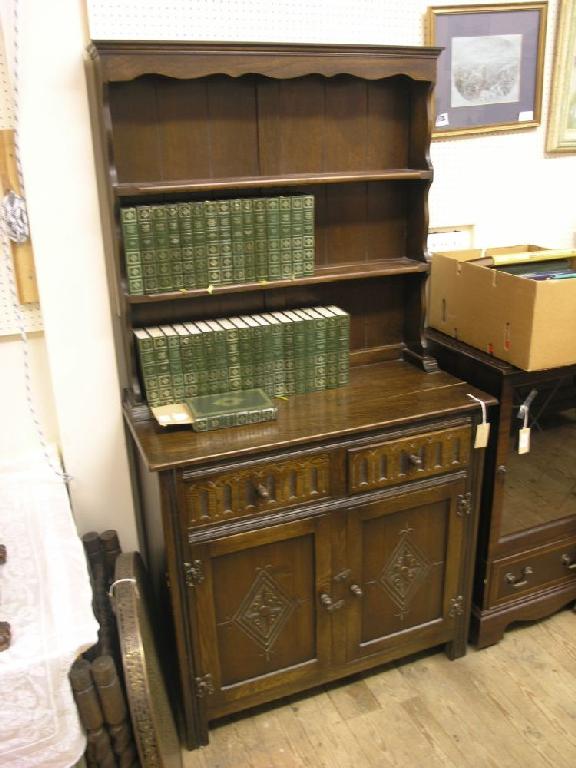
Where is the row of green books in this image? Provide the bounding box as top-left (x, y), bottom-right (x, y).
top-left (121, 194), bottom-right (315, 295)
top-left (133, 305), bottom-right (350, 408)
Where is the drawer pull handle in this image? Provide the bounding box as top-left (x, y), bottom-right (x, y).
top-left (255, 483), bottom-right (270, 500)
top-left (349, 584), bottom-right (363, 597)
top-left (407, 453), bottom-right (423, 469)
top-left (505, 566), bottom-right (533, 588)
top-left (561, 554), bottom-right (576, 570)
top-left (320, 592), bottom-right (345, 612)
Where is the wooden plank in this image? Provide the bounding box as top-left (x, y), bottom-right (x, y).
top-left (0, 129), bottom-right (39, 304)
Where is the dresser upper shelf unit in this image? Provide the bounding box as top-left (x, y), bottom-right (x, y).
top-left (87, 39), bottom-right (440, 397)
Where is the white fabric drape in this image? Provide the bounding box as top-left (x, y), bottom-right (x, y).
top-left (0, 448), bottom-right (99, 767)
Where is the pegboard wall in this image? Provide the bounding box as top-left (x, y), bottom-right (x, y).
top-left (86, 0), bottom-right (575, 251)
top-left (87, 0), bottom-right (423, 45)
top-left (0, 11), bottom-right (42, 336)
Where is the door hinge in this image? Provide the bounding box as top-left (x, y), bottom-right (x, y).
top-left (457, 492), bottom-right (472, 516)
top-left (448, 595), bottom-right (464, 617)
top-left (183, 559), bottom-right (204, 587)
top-left (195, 673), bottom-right (214, 698)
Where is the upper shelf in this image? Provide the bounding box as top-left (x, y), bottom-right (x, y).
top-left (114, 169), bottom-right (433, 199)
top-left (126, 258), bottom-right (429, 304)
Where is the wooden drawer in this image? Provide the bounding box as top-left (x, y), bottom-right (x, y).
top-left (180, 452), bottom-right (334, 529)
top-left (489, 537), bottom-right (576, 606)
top-left (348, 425), bottom-right (471, 495)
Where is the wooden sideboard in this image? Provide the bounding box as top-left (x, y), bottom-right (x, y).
top-left (125, 363), bottom-right (491, 747)
top-left (428, 329), bottom-right (576, 649)
top-left (86, 41), bottom-right (493, 748)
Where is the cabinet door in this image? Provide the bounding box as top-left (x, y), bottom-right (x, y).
top-left (498, 379), bottom-right (576, 539)
top-left (345, 480), bottom-right (467, 663)
top-left (187, 516), bottom-right (332, 718)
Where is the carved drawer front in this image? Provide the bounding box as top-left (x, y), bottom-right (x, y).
top-left (348, 425), bottom-right (471, 495)
top-left (181, 453), bottom-right (332, 528)
top-left (490, 537), bottom-right (576, 606)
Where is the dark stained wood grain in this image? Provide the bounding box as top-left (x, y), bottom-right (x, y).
top-left (125, 258), bottom-right (428, 304)
top-left (86, 41), bottom-right (494, 750)
top-left (427, 329), bottom-right (576, 647)
top-left (89, 41), bottom-right (442, 84)
top-left (125, 361), bottom-right (495, 471)
top-left (345, 481), bottom-right (466, 661)
top-left (114, 169), bottom-right (433, 197)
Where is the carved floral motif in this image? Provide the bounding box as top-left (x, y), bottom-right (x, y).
top-left (379, 528), bottom-right (431, 617)
top-left (234, 569), bottom-right (295, 655)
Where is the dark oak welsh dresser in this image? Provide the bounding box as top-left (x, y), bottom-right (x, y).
top-left (86, 41), bottom-right (494, 749)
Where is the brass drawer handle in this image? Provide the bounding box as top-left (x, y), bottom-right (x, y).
top-left (349, 584), bottom-right (363, 597)
top-left (320, 592), bottom-right (345, 612)
top-left (561, 554), bottom-right (576, 570)
top-left (407, 453), bottom-right (423, 469)
top-left (505, 566), bottom-right (533, 588)
top-left (255, 483), bottom-right (270, 500)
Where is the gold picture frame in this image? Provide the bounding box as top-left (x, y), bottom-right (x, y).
top-left (427, 3), bottom-right (548, 138)
top-left (546, 0), bottom-right (576, 152)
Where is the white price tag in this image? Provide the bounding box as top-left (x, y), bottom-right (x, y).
top-left (518, 110), bottom-right (534, 122)
top-left (435, 112), bottom-right (449, 127)
top-left (475, 422), bottom-right (491, 449)
top-left (467, 394), bottom-right (490, 449)
top-left (518, 427), bottom-right (531, 454)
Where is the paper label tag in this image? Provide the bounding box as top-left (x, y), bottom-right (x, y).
top-left (435, 112), bottom-right (449, 127)
top-left (518, 110), bottom-right (534, 121)
top-left (518, 427), bottom-right (531, 454)
top-left (475, 422), bottom-right (490, 449)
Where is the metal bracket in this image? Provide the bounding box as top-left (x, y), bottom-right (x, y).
top-left (517, 389), bottom-right (538, 422)
top-left (195, 673), bottom-right (214, 698)
top-left (457, 492), bottom-right (472, 516)
top-left (183, 560), bottom-right (205, 587)
top-left (448, 595), bottom-right (464, 617)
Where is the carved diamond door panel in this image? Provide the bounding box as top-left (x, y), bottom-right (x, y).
top-left (188, 516), bottom-right (331, 718)
top-left (345, 480), bottom-right (466, 662)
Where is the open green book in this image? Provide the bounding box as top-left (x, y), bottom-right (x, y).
top-left (185, 388), bottom-right (278, 432)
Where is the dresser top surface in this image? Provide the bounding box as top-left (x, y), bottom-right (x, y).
top-left (125, 360), bottom-right (495, 471)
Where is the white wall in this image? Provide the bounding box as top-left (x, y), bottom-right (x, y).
top-left (0, 0), bottom-right (138, 550)
top-left (0, 334), bottom-right (60, 457)
top-left (0, 0), bottom-right (573, 555)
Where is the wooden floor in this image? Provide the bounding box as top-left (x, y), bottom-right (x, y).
top-left (183, 608), bottom-right (576, 768)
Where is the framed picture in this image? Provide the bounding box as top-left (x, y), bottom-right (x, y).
top-left (546, 0), bottom-right (576, 152)
top-left (426, 3), bottom-right (548, 138)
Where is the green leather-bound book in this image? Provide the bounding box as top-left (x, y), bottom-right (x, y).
top-left (230, 198), bottom-right (246, 284)
top-left (217, 199), bottom-right (233, 285)
top-left (120, 207), bottom-right (144, 295)
top-left (242, 198), bottom-right (256, 282)
top-left (133, 328), bottom-right (160, 406)
top-left (326, 305), bottom-right (350, 386)
top-left (137, 206), bottom-right (158, 294)
top-left (185, 388), bottom-right (278, 432)
top-left (178, 202), bottom-right (196, 290)
top-left (253, 198), bottom-right (268, 280)
top-left (192, 202), bottom-right (209, 288)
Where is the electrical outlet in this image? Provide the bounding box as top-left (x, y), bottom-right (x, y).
top-left (428, 225), bottom-right (475, 253)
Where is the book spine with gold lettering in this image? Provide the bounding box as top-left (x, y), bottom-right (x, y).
top-left (120, 207), bottom-right (144, 295)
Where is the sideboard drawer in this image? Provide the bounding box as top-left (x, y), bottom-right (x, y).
top-left (180, 452), bottom-right (334, 529)
top-left (490, 537), bottom-right (576, 605)
top-left (348, 425), bottom-right (471, 495)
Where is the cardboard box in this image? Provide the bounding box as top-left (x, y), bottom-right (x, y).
top-left (428, 245), bottom-right (576, 371)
